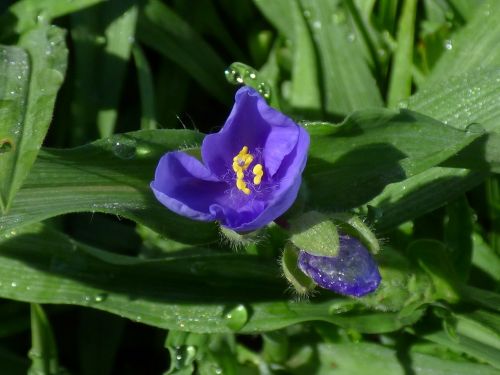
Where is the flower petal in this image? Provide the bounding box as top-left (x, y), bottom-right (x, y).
top-left (151, 151), bottom-right (227, 221)
top-left (225, 126), bottom-right (310, 231)
top-left (202, 86), bottom-right (273, 177)
top-left (298, 235), bottom-right (381, 297)
top-left (262, 105), bottom-right (299, 177)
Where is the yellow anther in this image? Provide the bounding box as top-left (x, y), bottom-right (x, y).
top-left (252, 163), bottom-right (264, 185)
top-left (244, 154), bottom-right (253, 167)
top-left (252, 164), bottom-right (263, 174)
top-left (232, 146), bottom-right (263, 194)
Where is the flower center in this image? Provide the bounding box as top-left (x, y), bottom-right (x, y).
top-left (231, 146), bottom-right (264, 195)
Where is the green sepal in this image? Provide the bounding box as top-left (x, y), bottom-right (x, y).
top-left (290, 211), bottom-right (340, 257)
top-left (281, 243), bottom-right (316, 295)
top-left (330, 212), bottom-right (380, 254)
top-left (219, 226), bottom-right (262, 249)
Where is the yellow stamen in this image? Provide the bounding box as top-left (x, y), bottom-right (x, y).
top-left (252, 163), bottom-right (264, 185)
top-left (232, 146), bottom-right (264, 194)
top-left (236, 179), bottom-right (246, 190)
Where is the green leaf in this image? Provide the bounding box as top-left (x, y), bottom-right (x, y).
top-left (461, 286), bottom-right (500, 312)
top-left (369, 168), bottom-right (486, 232)
top-left (289, 0), bottom-right (322, 114)
top-left (70, 0), bottom-right (138, 140)
top-left (298, 0), bottom-right (383, 115)
top-left (133, 44), bottom-right (157, 131)
top-left (97, 1), bottom-right (138, 138)
top-left (0, 129), bottom-right (218, 245)
top-left (386, 0), bottom-right (417, 107)
top-left (407, 68), bottom-right (500, 132)
top-left (425, 0), bottom-right (500, 85)
top-left (407, 239), bottom-right (460, 302)
top-left (305, 108), bottom-right (481, 211)
top-left (137, 0), bottom-right (230, 104)
top-left (472, 233), bottom-right (500, 282)
top-left (253, 0), bottom-right (294, 40)
top-left (0, 0), bottom-right (105, 40)
top-left (305, 342), bottom-right (500, 375)
top-left (0, 26), bottom-right (67, 212)
top-left (366, 68), bottom-right (500, 231)
top-left (421, 329), bottom-right (500, 369)
top-left (0, 224), bottom-right (428, 334)
top-left (28, 304), bottom-right (60, 375)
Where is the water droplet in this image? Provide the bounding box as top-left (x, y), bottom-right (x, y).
top-left (10, 281), bottom-right (17, 287)
top-left (82, 295), bottom-right (92, 305)
top-left (223, 304), bottom-right (248, 331)
top-left (257, 82), bottom-right (271, 100)
top-left (397, 100), bottom-right (409, 109)
top-left (93, 293), bottom-right (107, 303)
top-left (333, 10), bottom-right (346, 24)
top-left (444, 39), bottom-right (453, 51)
top-left (465, 123), bottom-right (485, 136)
top-left (172, 345), bottom-right (197, 369)
top-left (224, 68), bottom-right (242, 84)
top-left (111, 136), bottom-right (136, 159)
top-left (312, 20), bottom-right (322, 29)
top-left (303, 9), bottom-right (311, 18)
top-left (347, 33), bottom-right (356, 42)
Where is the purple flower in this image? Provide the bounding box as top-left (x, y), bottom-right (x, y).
top-left (298, 234), bottom-right (381, 297)
top-left (151, 86), bottom-right (310, 232)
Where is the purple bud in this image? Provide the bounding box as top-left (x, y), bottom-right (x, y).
top-left (298, 235), bottom-right (381, 297)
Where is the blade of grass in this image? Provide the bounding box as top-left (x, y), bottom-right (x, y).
top-left (387, 0), bottom-right (417, 107)
top-left (28, 304), bottom-right (59, 375)
top-left (132, 44), bottom-right (156, 130)
top-left (0, 26), bottom-right (67, 212)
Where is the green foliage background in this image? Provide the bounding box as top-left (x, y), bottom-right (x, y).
top-left (0, 0), bottom-right (499, 374)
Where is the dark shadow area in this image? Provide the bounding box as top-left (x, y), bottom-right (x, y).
top-left (0, 226), bottom-right (288, 304)
top-left (305, 143), bottom-right (407, 211)
top-left (395, 333), bottom-right (417, 375)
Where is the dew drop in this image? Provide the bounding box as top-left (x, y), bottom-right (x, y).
top-left (111, 137), bottom-right (137, 159)
top-left (257, 82), bottom-right (271, 100)
top-left (444, 39), bottom-right (453, 51)
top-left (224, 68), bottom-right (242, 85)
top-left (223, 304), bottom-right (249, 331)
top-left (10, 281), bottom-right (17, 288)
top-left (333, 10), bottom-right (346, 24)
top-left (465, 123), bottom-right (485, 136)
top-left (93, 293), bottom-right (107, 303)
top-left (172, 345), bottom-right (197, 369)
top-left (397, 100), bottom-right (409, 109)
